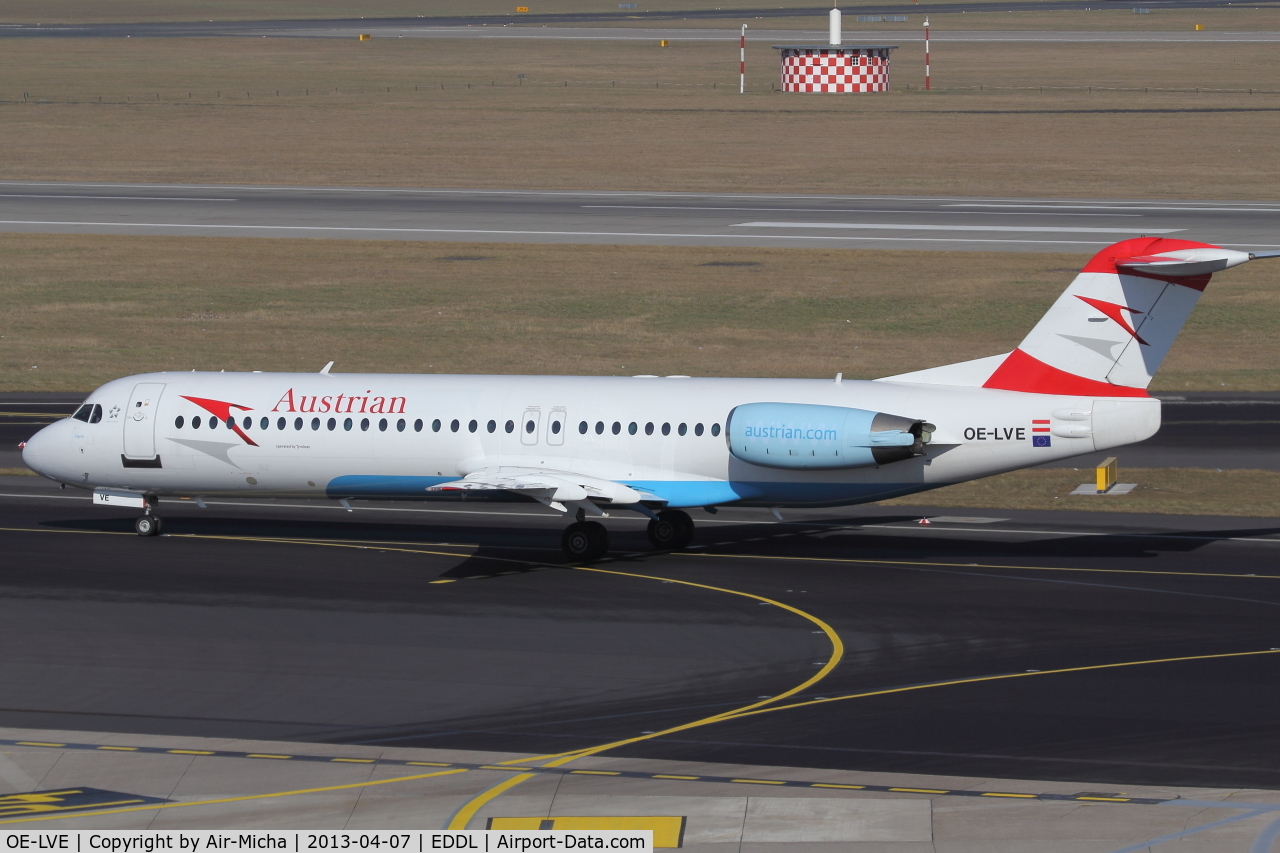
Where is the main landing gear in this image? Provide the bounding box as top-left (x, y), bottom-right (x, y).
top-left (562, 520), bottom-right (609, 561)
top-left (646, 509), bottom-right (694, 551)
top-left (135, 499), bottom-right (162, 537)
top-left (560, 508), bottom-right (697, 561)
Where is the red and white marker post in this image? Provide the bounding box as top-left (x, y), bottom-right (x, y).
top-left (740, 24), bottom-right (747, 94)
top-left (923, 17), bottom-right (931, 91)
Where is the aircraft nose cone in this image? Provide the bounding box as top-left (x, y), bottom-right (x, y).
top-left (21, 427), bottom-right (46, 474)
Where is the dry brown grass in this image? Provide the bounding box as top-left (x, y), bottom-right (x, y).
top-left (2, 38), bottom-right (1278, 198)
top-left (875, 467), bottom-right (1280, 517)
top-left (2, 234), bottom-right (1277, 392)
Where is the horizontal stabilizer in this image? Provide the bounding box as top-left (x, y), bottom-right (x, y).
top-left (1115, 247), bottom-right (1251, 278)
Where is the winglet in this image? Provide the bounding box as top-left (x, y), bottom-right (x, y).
top-left (319, 361), bottom-right (334, 375)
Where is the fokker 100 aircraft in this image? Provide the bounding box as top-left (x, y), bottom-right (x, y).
top-left (21, 238), bottom-right (1279, 559)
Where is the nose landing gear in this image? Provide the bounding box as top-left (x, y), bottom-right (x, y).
top-left (135, 498), bottom-right (162, 537)
top-left (646, 509), bottom-right (694, 550)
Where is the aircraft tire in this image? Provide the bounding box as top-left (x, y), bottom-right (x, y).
top-left (647, 510), bottom-right (694, 550)
top-left (562, 520), bottom-right (609, 561)
top-left (135, 515), bottom-right (162, 537)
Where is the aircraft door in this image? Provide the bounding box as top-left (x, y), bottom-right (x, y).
top-left (123, 382), bottom-right (165, 459)
top-left (547, 408), bottom-right (566, 446)
top-left (520, 408), bottom-right (540, 446)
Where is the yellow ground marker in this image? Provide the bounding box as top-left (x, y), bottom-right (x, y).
top-left (446, 564), bottom-right (845, 829)
top-left (0, 769), bottom-right (469, 825)
top-left (488, 816), bottom-right (685, 848)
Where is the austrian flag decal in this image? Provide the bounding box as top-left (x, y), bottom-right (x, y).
top-left (1032, 419), bottom-right (1051, 447)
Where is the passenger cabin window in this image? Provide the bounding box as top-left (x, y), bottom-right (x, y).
top-left (379, 418), bottom-right (389, 432)
top-left (468, 419), bottom-right (477, 433)
top-left (175, 415), bottom-right (185, 429)
top-left (505, 420), bottom-right (514, 433)
top-left (328, 418), bottom-right (337, 431)
top-left (361, 418), bottom-right (371, 431)
top-left (613, 422), bottom-right (621, 435)
top-left (678, 423), bottom-right (687, 436)
top-left (243, 416), bottom-right (252, 430)
top-left (711, 423), bottom-right (721, 436)
top-left (525, 420), bottom-right (536, 434)
top-left (432, 419), bottom-right (442, 432)
top-left (209, 417), bottom-right (217, 430)
top-left (644, 422), bottom-right (654, 436)
top-left (487, 420), bottom-right (496, 433)
top-left (661, 423), bottom-right (670, 436)
top-left (579, 421), bottom-right (588, 435)
top-left (294, 417), bottom-right (303, 430)
top-left (627, 422), bottom-right (636, 435)
top-left (278, 417), bottom-right (286, 430)
top-left (414, 419), bottom-right (423, 432)
top-left (227, 416), bottom-right (236, 428)
top-left (398, 418), bottom-right (406, 432)
top-left (260, 417), bottom-right (269, 430)
top-left (345, 418), bottom-right (353, 431)
top-left (695, 423), bottom-right (704, 436)
top-left (311, 417), bottom-right (320, 430)
top-left (193, 415), bottom-right (203, 429)
top-left (595, 421), bottom-right (604, 435)
top-left (451, 419), bottom-right (460, 433)
top-left (551, 420), bottom-right (561, 435)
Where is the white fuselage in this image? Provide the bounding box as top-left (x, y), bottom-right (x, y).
top-left (22, 371), bottom-right (1160, 509)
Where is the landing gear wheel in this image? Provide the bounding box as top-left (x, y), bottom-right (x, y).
top-left (562, 521), bottom-right (609, 561)
top-left (135, 515), bottom-right (162, 537)
top-left (647, 509), bottom-right (694, 550)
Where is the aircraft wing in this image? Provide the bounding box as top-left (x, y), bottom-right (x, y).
top-left (427, 466), bottom-right (652, 516)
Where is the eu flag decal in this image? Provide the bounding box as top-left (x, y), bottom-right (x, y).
top-left (1033, 435), bottom-right (1052, 448)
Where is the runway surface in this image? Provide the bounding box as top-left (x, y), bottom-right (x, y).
top-left (3, 468), bottom-right (1280, 793)
top-left (3, 182), bottom-right (1278, 253)
top-left (0, 0), bottom-right (1266, 39)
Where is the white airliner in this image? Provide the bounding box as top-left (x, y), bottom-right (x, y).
top-left (21, 237), bottom-right (1278, 559)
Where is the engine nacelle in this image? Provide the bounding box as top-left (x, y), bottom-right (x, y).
top-left (726, 402), bottom-right (931, 470)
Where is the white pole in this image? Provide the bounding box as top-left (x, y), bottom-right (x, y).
top-left (924, 17), bottom-right (931, 91)
top-left (740, 24), bottom-right (747, 94)
top-left (829, 6), bottom-right (841, 46)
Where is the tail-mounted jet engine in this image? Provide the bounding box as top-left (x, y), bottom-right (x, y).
top-left (726, 403), bottom-right (933, 470)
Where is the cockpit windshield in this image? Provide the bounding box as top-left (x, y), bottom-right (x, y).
top-left (72, 403), bottom-right (102, 424)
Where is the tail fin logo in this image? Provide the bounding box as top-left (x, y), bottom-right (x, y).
top-left (1075, 296), bottom-right (1148, 346)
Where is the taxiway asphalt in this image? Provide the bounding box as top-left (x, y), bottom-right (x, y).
top-left (3, 473), bottom-right (1280, 794)
top-left (2, 182), bottom-right (1278, 253)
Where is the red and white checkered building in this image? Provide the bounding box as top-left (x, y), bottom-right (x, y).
top-left (773, 45), bottom-right (897, 93)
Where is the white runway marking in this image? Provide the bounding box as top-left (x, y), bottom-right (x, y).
top-left (0, 220), bottom-right (1139, 246)
top-left (584, 205), bottom-right (1143, 217)
top-left (734, 222), bottom-right (1183, 234)
top-left (0, 194), bottom-right (236, 201)
top-left (951, 204), bottom-right (1280, 213)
